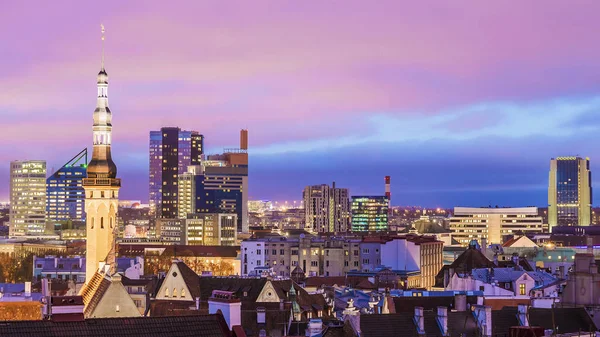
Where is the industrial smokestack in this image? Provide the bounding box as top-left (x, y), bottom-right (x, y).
top-left (240, 129), bottom-right (248, 150)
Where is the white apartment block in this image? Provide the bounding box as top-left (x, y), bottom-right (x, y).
top-left (450, 207), bottom-right (544, 246)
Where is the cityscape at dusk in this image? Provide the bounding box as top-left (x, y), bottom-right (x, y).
top-left (3, 2), bottom-right (600, 336)
top-left (3, 2), bottom-right (600, 207)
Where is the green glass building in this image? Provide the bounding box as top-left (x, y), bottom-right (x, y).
top-left (351, 196), bottom-right (389, 232)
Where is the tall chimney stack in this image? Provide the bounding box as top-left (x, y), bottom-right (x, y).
top-left (240, 129), bottom-right (248, 150)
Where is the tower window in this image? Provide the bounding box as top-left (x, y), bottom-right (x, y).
top-left (91, 217), bottom-right (94, 230)
top-left (100, 217), bottom-right (104, 229)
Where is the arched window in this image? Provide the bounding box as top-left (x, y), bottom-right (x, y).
top-left (181, 288), bottom-right (185, 298)
top-left (173, 288), bottom-right (178, 297)
top-left (91, 217), bottom-right (95, 230)
top-left (164, 288), bottom-right (169, 298)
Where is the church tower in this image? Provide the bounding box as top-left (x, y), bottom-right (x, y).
top-left (84, 24), bottom-right (121, 284)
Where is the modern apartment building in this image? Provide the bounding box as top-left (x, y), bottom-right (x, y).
top-left (303, 182), bottom-right (350, 233)
top-left (241, 235), bottom-right (361, 277)
top-left (351, 196), bottom-right (389, 232)
top-left (548, 156), bottom-right (592, 230)
top-left (240, 233), bottom-right (442, 289)
top-left (182, 213), bottom-right (237, 246)
top-left (9, 160), bottom-right (47, 236)
top-left (449, 207), bottom-right (544, 246)
top-left (155, 214), bottom-right (237, 246)
top-left (46, 149), bottom-right (87, 228)
top-left (149, 127), bottom-right (204, 218)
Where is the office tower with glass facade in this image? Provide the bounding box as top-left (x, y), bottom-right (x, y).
top-left (194, 156), bottom-right (248, 233)
top-left (46, 149), bottom-right (87, 229)
top-left (149, 127), bottom-right (204, 218)
top-left (548, 156), bottom-right (592, 230)
top-left (9, 160), bottom-right (47, 236)
top-left (303, 182), bottom-right (350, 233)
top-left (350, 196), bottom-right (389, 232)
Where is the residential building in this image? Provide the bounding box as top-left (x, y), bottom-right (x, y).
top-left (182, 213), bottom-right (237, 246)
top-left (241, 234), bottom-right (361, 278)
top-left (46, 149), bottom-right (88, 230)
top-left (9, 160), bottom-right (47, 236)
top-left (548, 156), bottom-right (592, 230)
top-left (177, 165), bottom-right (200, 218)
top-left (149, 127), bottom-right (204, 218)
top-left (351, 196), bottom-right (389, 232)
top-left (303, 182), bottom-right (350, 233)
top-left (449, 207), bottom-right (544, 246)
top-left (155, 218), bottom-right (184, 243)
top-left (151, 260), bottom-right (329, 337)
top-left (33, 256), bottom-right (144, 285)
top-left (377, 235), bottom-right (443, 290)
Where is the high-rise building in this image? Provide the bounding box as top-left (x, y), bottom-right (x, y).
top-left (173, 130), bottom-right (249, 232)
top-left (46, 149), bottom-right (87, 229)
top-left (303, 182), bottom-right (350, 233)
top-left (149, 127), bottom-right (204, 218)
top-left (9, 160), bottom-right (47, 236)
top-left (449, 207), bottom-right (544, 246)
top-left (351, 196), bottom-right (389, 232)
top-left (83, 31), bottom-right (121, 284)
top-left (548, 157), bottom-right (592, 230)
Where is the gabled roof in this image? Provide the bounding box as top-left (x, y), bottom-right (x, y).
top-left (0, 314), bottom-right (232, 337)
top-left (175, 262), bottom-right (202, 299)
top-left (502, 236), bottom-right (537, 248)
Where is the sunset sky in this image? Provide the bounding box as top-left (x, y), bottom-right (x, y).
top-left (2, 1), bottom-right (600, 207)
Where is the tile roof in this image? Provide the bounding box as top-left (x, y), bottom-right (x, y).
top-left (0, 314), bottom-right (231, 337)
top-left (492, 306), bottom-right (597, 335)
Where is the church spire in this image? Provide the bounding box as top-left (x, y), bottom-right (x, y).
top-left (101, 24), bottom-right (105, 70)
top-left (83, 23), bottom-right (121, 285)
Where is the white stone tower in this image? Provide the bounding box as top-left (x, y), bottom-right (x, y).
top-left (84, 24), bottom-right (121, 284)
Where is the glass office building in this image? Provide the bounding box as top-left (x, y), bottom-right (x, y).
top-left (149, 127), bottom-right (204, 218)
top-left (351, 196), bottom-right (389, 232)
top-left (46, 149), bottom-right (87, 229)
top-left (548, 156), bottom-right (592, 230)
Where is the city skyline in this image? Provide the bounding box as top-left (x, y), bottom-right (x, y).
top-left (3, 2), bottom-right (600, 207)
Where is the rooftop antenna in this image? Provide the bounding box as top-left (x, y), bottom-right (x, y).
top-left (100, 24), bottom-right (105, 69)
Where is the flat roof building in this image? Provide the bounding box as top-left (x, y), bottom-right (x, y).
top-left (449, 207), bottom-right (543, 246)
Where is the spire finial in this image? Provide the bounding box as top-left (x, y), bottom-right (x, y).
top-left (101, 23), bottom-right (105, 69)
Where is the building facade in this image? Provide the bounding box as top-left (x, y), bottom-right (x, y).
top-left (449, 207), bottom-right (544, 246)
top-left (351, 196), bottom-right (389, 232)
top-left (46, 149), bottom-right (88, 229)
top-left (182, 213), bottom-right (237, 246)
top-left (548, 157), bottom-right (592, 230)
top-left (149, 127), bottom-right (204, 218)
top-left (303, 183), bottom-right (350, 233)
top-left (9, 160), bottom-right (47, 236)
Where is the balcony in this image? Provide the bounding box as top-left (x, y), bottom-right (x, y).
top-left (83, 178), bottom-right (121, 187)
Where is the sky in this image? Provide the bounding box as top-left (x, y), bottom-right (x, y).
top-left (1, 1), bottom-right (600, 207)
